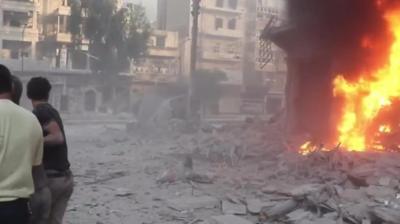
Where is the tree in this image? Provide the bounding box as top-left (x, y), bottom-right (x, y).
top-left (84, 0), bottom-right (150, 74)
top-left (192, 69), bottom-right (227, 115)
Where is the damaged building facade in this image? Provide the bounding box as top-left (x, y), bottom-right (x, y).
top-left (157, 0), bottom-right (288, 116)
top-left (0, 0), bottom-right (182, 117)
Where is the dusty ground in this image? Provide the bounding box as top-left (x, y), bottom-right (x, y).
top-left (61, 123), bottom-right (400, 224)
top-left (63, 123), bottom-right (235, 224)
top-left (63, 122), bottom-right (282, 224)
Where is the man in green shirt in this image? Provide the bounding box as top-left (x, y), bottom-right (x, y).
top-left (0, 65), bottom-right (44, 224)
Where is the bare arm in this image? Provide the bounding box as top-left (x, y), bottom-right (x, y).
top-left (43, 121), bottom-right (65, 146)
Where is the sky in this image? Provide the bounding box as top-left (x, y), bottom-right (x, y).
top-left (130, 0), bottom-right (157, 21)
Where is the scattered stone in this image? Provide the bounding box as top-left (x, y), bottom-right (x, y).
top-left (365, 185), bottom-right (396, 199)
top-left (222, 201), bottom-right (246, 215)
top-left (259, 199), bottom-right (299, 221)
top-left (286, 209), bottom-right (313, 223)
top-left (167, 196), bottom-right (220, 211)
top-left (290, 184), bottom-right (322, 198)
top-left (209, 215), bottom-right (252, 224)
top-left (246, 199), bottom-right (275, 214)
top-left (378, 176), bottom-right (392, 187)
top-left (114, 188), bottom-right (133, 197)
top-left (298, 218), bottom-right (336, 224)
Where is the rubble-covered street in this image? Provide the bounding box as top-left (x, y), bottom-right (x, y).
top-left (64, 121), bottom-right (400, 224)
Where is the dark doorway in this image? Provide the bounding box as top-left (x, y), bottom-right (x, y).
top-left (84, 90), bottom-right (97, 112)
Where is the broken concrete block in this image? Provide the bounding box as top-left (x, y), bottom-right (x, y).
top-left (286, 209), bottom-right (313, 223)
top-left (260, 199), bottom-right (299, 221)
top-left (298, 218), bottom-right (336, 224)
top-left (378, 176), bottom-right (392, 187)
top-left (340, 188), bottom-right (366, 203)
top-left (290, 184), bottom-right (321, 198)
top-left (365, 185), bottom-right (396, 199)
top-left (222, 201), bottom-right (247, 215)
top-left (209, 215), bottom-right (252, 224)
top-left (167, 196), bottom-right (220, 211)
top-left (372, 207), bottom-right (400, 224)
top-left (246, 199), bottom-right (275, 214)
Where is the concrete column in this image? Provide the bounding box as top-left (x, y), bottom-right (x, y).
top-left (285, 56), bottom-right (335, 143)
top-left (57, 16), bottom-right (60, 33)
top-left (0, 8), bottom-right (3, 29)
top-left (32, 41), bottom-right (37, 58)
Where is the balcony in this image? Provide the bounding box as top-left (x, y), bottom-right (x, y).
top-left (201, 29), bottom-right (243, 39)
top-left (0, 27), bottom-right (39, 41)
top-left (56, 33), bottom-right (71, 43)
top-left (2, 0), bottom-right (35, 12)
top-left (202, 6), bottom-right (244, 15)
top-left (201, 51), bottom-right (241, 62)
top-left (47, 32), bottom-right (72, 43)
top-left (54, 5), bottom-right (71, 16)
top-left (148, 47), bottom-right (179, 58)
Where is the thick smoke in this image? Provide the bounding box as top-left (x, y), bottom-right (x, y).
top-left (287, 0), bottom-right (399, 78)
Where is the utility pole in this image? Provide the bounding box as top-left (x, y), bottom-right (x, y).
top-left (21, 23), bottom-right (28, 73)
top-left (187, 0), bottom-right (201, 120)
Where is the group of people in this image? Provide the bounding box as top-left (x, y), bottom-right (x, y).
top-left (0, 64), bottom-right (73, 224)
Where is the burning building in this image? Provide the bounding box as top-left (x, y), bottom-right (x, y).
top-left (262, 0), bottom-right (400, 152)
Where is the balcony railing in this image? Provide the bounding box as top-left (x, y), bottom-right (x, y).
top-left (55, 5), bottom-right (72, 16)
top-left (2, 0), bottom-right (35, 11)
top-left (0, 27), bottom-right (39, 41)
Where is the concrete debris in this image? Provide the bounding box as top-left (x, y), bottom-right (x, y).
top-left (221, 201), bottom-right (247, 215)
top-left (286, 209), bottom-right (313, 223)
top-left (157, 155), bottom-right (213, 184)
top-left (167, 196), bottom-right (220, 211)
top-left (209, 215), bottom-right (253, 224)
top-left (246, 199), bottom-right (275, 214)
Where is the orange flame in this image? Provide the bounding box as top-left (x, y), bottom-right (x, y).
top-left (333, 8), bottom-right (400, 151)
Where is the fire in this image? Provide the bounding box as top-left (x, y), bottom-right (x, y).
top-left (299, 141), bottom-right (332, 156)
top-left (300, 141), bottom-right (314, 155)
top-left (333, 7), bottom-right (400, 151)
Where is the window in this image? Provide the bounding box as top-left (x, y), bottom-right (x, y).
top-left (228, 19), bottom-right (236, 30)
top-left (213, 43), bottom-right (221, 53)
top-left (156, 36), bottom-right (166, 48)
top-left (215, 18), bottom-right (223, 30)
top-left (228, 0), bottom-right (238, 9)
top-left (216, 0), bottom-right (224, 7)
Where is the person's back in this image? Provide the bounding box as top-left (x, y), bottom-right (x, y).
top-left (0, 101), bottom-right (43, 200)
top-left (0, 65), bottom-right (43, 224)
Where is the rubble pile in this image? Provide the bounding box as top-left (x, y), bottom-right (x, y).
top-left (264, 149), bottom-right (400, 224)
top-left (166, 121), bottom-right (400, 224)
top-left (176, 120), bottom-right (285, 166)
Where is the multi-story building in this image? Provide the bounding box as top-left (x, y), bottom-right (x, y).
top-left (157, 0), bottom-right (246, 85)
top-left (241, 0), bottom-right (287, 115)
top-left (0, 0), bottom-right (40, 70)
top-left (132, 29), bottom-right (180, 83)
top-left (38, 0), bottom-right (89, 70)
top-left (195, 0), bottom-right (245, 86)
top-left (0, 0), bottom-right (89, 71)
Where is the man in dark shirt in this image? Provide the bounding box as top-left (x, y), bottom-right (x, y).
top-left (27, 77), bottom-right (73, 224)
top-left (11, 75), bottom-right (52, 224)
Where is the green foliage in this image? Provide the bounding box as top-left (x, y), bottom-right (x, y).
top-left (193, 69), bottom-right (227, 109)
top-left (83, 0), bottom-right (150, 73)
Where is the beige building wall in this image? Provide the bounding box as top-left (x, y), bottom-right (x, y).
top-left (133, 30), bottom-right (180, 82)
top-left (0, 0), bottom-right (40, 68)
top-left (188, 0), bottom-right (246, 85)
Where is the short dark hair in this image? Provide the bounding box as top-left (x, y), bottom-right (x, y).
top-left (0, 64), bottom-right (12, 94)
top-left (27, 77), bottom-right (52, 101)
top-left (11, 76), bottom-right (23, 105)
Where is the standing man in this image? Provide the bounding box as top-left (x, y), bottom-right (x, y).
top-left (11, 75), bottom-right (52, 224)
top-left (0, 65), bottom-right (44, 224)
top-left (27, 77), bottom-right (73, 224)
